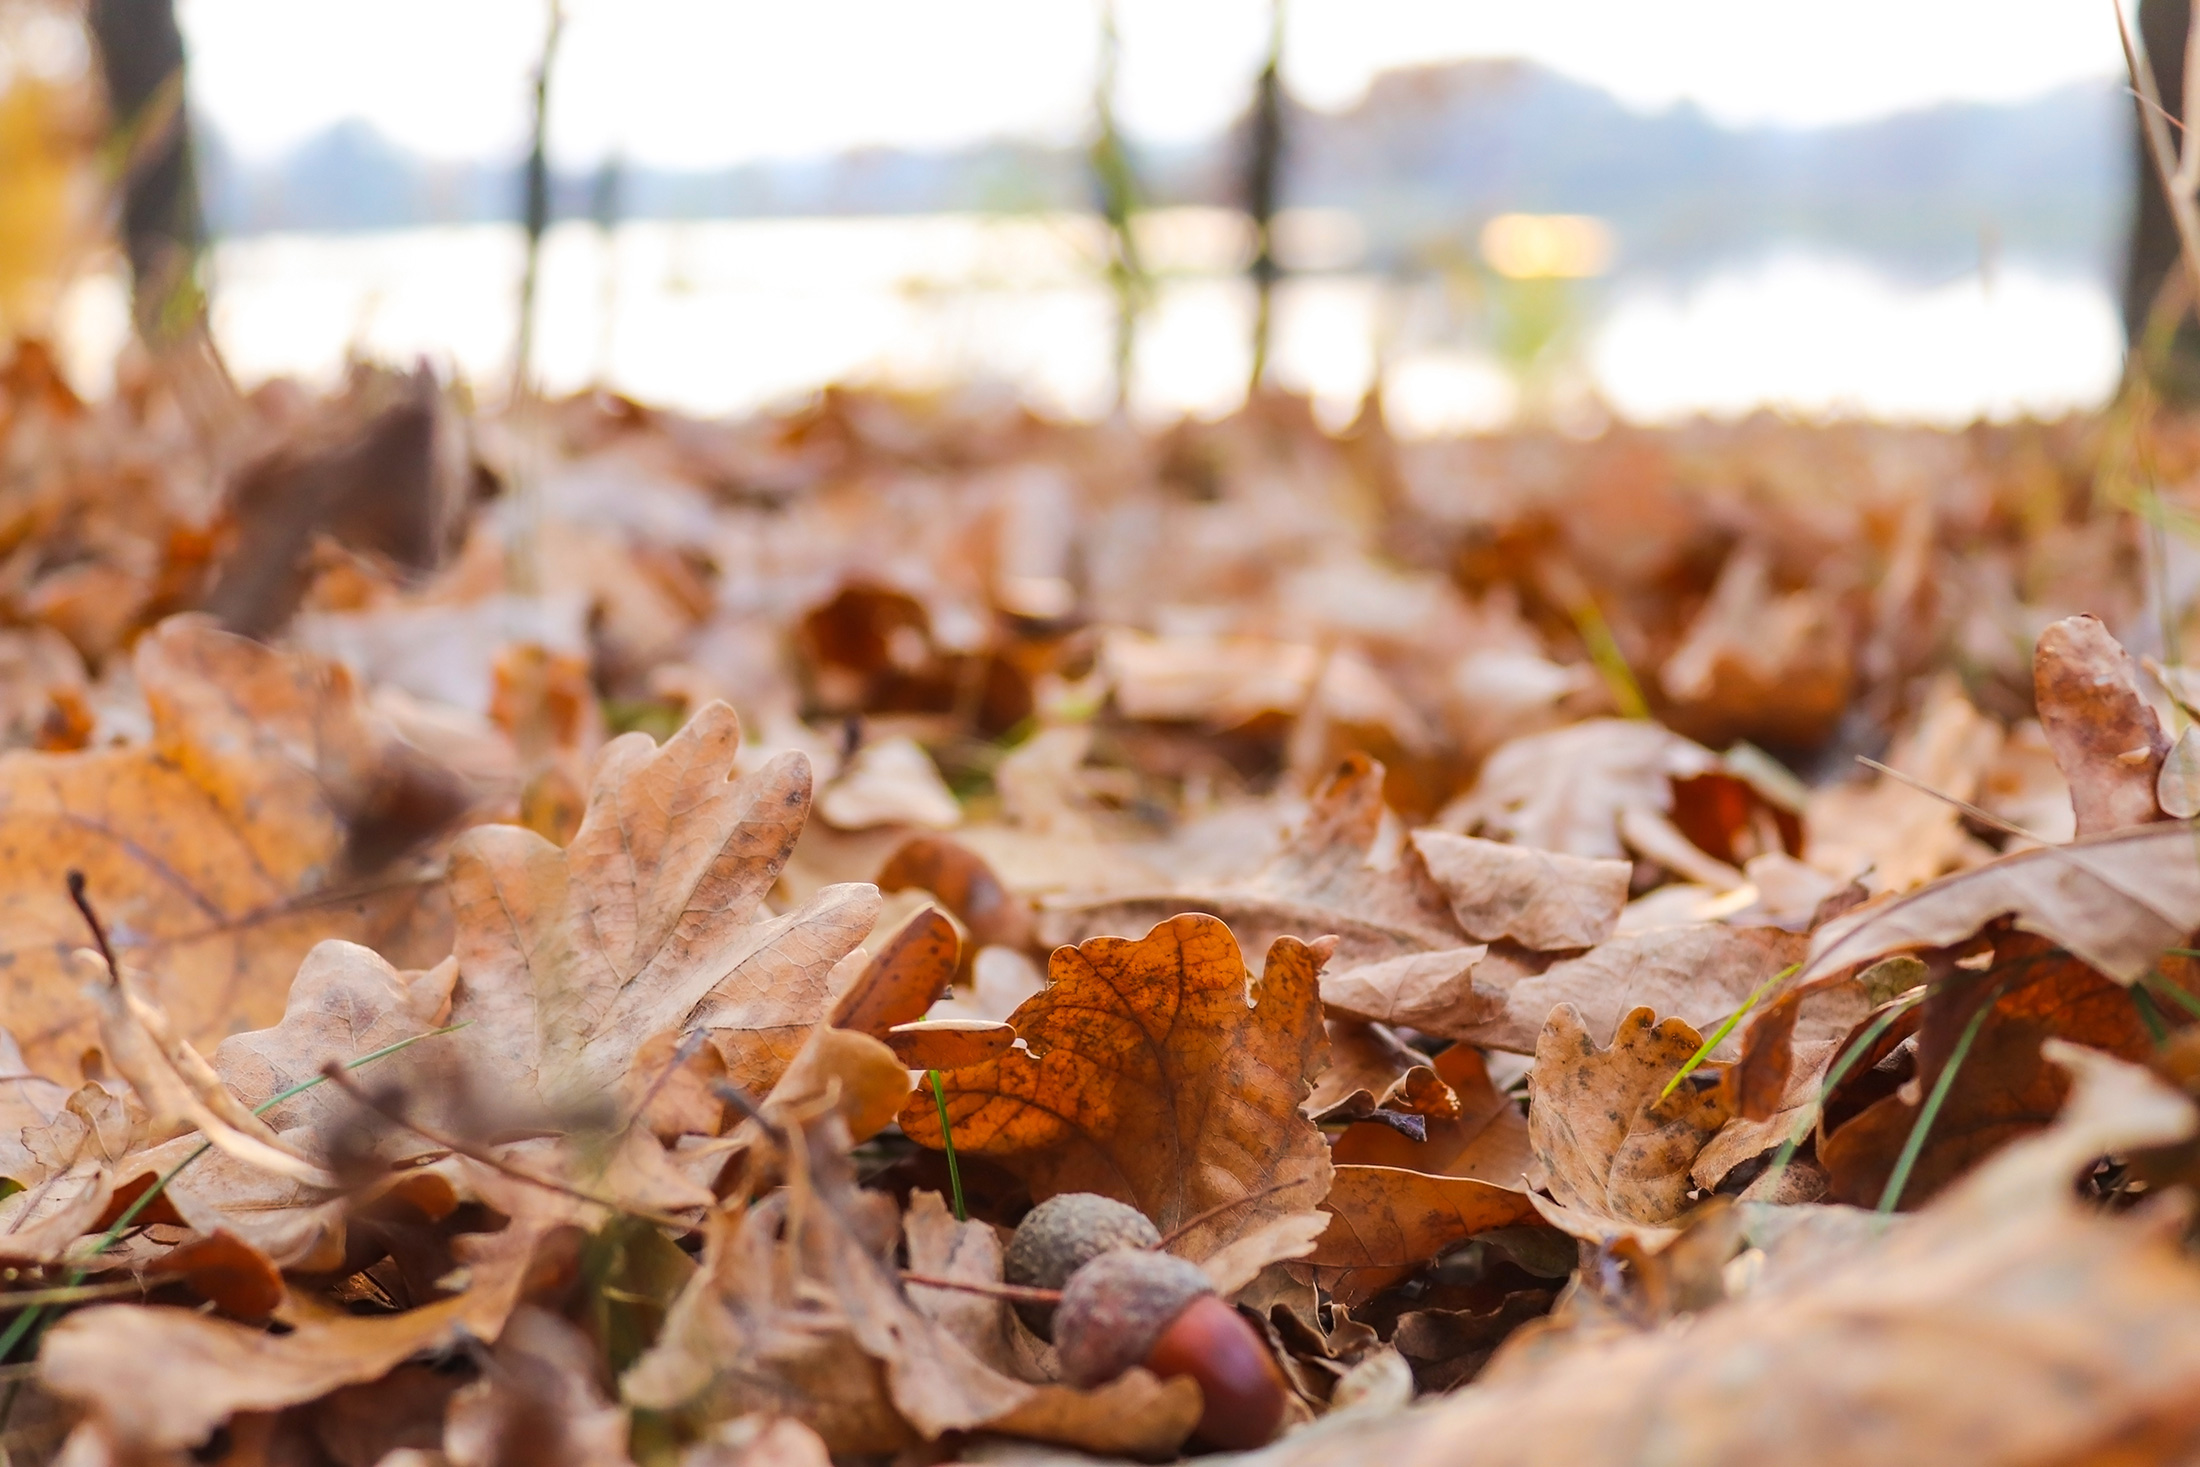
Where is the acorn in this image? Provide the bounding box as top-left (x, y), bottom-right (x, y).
top-left (1054, 1249), bottom-right (1288, 1451)
top-left (1003, 1193), bottom-right (1161, 1340)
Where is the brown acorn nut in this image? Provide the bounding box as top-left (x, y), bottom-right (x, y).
top-left (1003, 1193), bottom-right (1161, 1340)
top-left (1054, 1249), bottom-right (1288, 1451)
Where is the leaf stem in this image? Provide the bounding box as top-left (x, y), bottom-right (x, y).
top-left (929, 1070), bottom-right (966, 1223)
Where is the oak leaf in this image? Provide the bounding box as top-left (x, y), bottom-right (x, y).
top-left (903, 913), bottom-right (1334, 1262)
top-left (1308, 1166), bottom-right (1540, 1307)
top-left (623, 1109), bottom-right (1203, 1458)
top-left (39, 1207), bottom-right (566, 1454)
top-left (1797, 820), bottom-right (2200, 989)
top-left (0, 617), bottom-right (468, 1077)
top-left (1528, 1005), bottom-right (1732, 1226)
top-left (444, 701), bottom-right (878, 1108)
top-left (1223, 1047), bottom-right (2200, 1467)
top-left (2033, 614), bottom-right (2172, 838)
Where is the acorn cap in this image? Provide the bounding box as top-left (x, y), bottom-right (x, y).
top-left (1053, 1248), bottom-right (1215, 1387)
top-left (1003, 1193), bottom-right (1162, 1340)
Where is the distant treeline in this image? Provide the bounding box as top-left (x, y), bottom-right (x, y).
top-left (200, 58), bottom-right (2131, 281)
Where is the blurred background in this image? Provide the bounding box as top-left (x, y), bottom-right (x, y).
top-left (0, 0), bottom-right (2156, 431)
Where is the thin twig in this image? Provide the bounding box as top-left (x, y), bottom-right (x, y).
top-left (623, 1030), bottom-right (706, 1133)
top-left (319, 1063), bottom-right (694, 1232)
top-left (1855, 757), bottom-right (2045, 845)
top-left (1155, 1179), bottom-right (1303, 1249)
top-left (901, 1271), bottom-right (1061, 1305)
top-left (64, 871), bottom-right (118, 980)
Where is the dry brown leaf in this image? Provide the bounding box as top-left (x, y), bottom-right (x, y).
top-left (1213, 1046), bottom-right (2200, 1467)
top-left (2033, 614), bottom-right (2172, 838)
top-left (1409, 831), bottom-right (1631, 951)
top-left (877, 834), bottom-right (1035, 951)
top-left (829, 904), bottom-right (958, 1037)
top-left (1045, 754), bottom-right (1464, 961)
top-left (817, 735), bottom-right (961, 832)
top-left (1330, 1042), bottom-right (1533, 1187)
top-left (1802, 674), bottom-right (2002, 891)
top-left (1442, 922), bottom-right (1819, 1056)
top-left (0, 616), bottom-right (467, 1077)
top-left (623, 1109), bottom-right (1202, 1458)
top-left (1439, 718), bottom-right (1720, 864)
top-left (444, 1304), bottom-right (634, 1467)
top-left (446, 701), bottom-right (877, 1108)
top-left (884, 1019), bottom-right (1014, 1069)
top-left (903, 913), bottom-right (1334, 1263)
top-left (1797, 820), bottom-right (2200, 989)
top-left (1528, 1005), bottom-right (1732, 1226)
top-left (1821, 936), bottom-right (2160, 1208)
top-left (88, 952), bottom-right (337, 1188)
top-left (1307, 1166), bottom-right (1540, 1306)
top-left (1306, 1018), bottom-right (1459, 1124)
top-left (40, 1210), bottom-right (564, 1453)
top-left (1657, 545), bottom-right (1852, 749)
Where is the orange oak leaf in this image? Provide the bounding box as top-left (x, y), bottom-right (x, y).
top-left (902, 913), bottom-right (1333, 1261)
top-left (0, 617), bottom-right (469, 1077)
top-left (1308, 1165), bottom-right (1541, 1306)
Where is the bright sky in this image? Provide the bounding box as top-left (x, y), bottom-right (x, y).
top-left (178, 0), bottom-right (2128, 168)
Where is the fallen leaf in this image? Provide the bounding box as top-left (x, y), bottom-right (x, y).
top-left (1797, 820), bottom-right (2200, 988)
top-left (1820, 935), bottom-right (2160, 1209)
top-left (1306, 1018), bottom-right (1459, 1125)
top-left (40, 1210), bottom-right (565, 1454)
top-left (904, 913), bottom-right (1334, 1263)
top-left (2033, 614), bottom-right (2172, 837)
top-left (0, 617), bottom-right (467, 1077)
top-left (1409, 831), bottom-right (1631, 951)
top-left (1041, 755), bottom-right (1482, 1014)
top-left (1438, 718), bottom-right (1720, 865)
top-left (1214, 1046), bottom-right (2200, 1467)
top-left (1307, 1166), bottom-right (1540, 1306)
top-left (1440, 922), bottom-right (1820, 1056)
top-left (1330, 1041), bottom-right (1533, 1187)
top-left (877, 834), bottom-right (1035, 951)
top-left (444, 1304), bottom-right (634, 1467)
top-left (445, 701), bottom-right (878, 1108)
top-left (828, 905), bottom-right (958, 1037)
top-left (623, 1108), bottom-right (1202, 1458)
top-left (884, 1019), bottom-right (1014, 1069)
top-left (1657, 545), bottom-right (1852, 749)
top-left (818, 736), bottom-right (961, 832)
top-left (1528, 1005), bottom-right (1732, 1226)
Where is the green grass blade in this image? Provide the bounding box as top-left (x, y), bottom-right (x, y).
top-left (1661, 963), bottom-right (1800, 1100)
top-left (0, 1020), bottom-right (469, 1366)
top-left (1876, 997), bottom-right (1993, 1215)
top-left (929, 1069), bottom-right (966, 1223)
top-left (1756, 997), bottom-right (1917, 1197)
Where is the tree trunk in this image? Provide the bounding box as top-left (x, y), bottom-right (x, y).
top-left (87, 0), bottom-right (203, 343)
top-left (2127, 0), bottom-right (2200, 399)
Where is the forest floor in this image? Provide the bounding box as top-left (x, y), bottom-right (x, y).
top-left (2, 339), bottom-right (2200, 1464)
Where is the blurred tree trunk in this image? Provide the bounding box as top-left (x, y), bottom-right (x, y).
top-left (1244, 0), bottom-right (1285, 393)
top-left (87, 0), bottom-right (203, 344)
top-left (1091, 0), bottom-right (1146, 413)
top-left (2127, 0), bottom-right (2200, 400)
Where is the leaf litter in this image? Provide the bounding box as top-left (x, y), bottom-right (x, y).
top-left (1, 349), bottom-right (2199, 1464)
